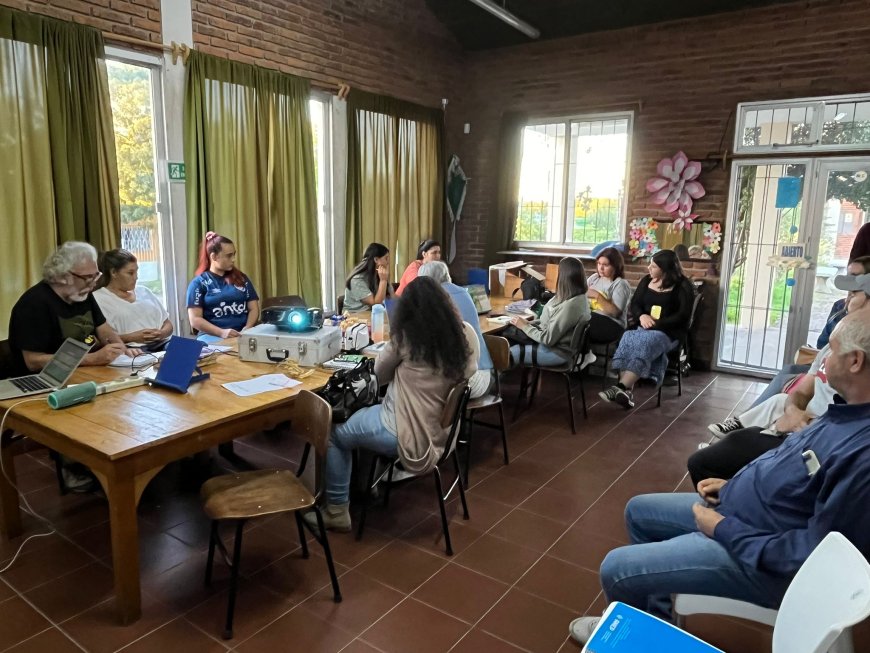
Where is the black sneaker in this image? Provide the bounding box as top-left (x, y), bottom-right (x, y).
top-left (614, 387), bottom-right (634, 409)
top-left (599, 386), bottom-right (621, 403)
top-left (708, 416), bottom-right (743, 439)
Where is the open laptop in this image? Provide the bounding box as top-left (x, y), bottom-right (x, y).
top-left (0, 338), bottom-right (91, 400)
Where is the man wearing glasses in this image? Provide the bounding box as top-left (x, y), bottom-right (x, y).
top-left (8, 241), bottom-right (138, 376)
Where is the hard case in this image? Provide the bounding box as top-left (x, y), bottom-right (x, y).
top-left (238, 324), bottom-right (342, 366)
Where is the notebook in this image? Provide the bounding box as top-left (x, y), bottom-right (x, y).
top-left (0, 338), bottom-right (91, 400)
top-left (145, 336), bottom-right (209, 393)
top-left (583, 602), bottom-right (724, 653)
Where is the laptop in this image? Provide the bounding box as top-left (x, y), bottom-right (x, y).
top-left (0, 338), bottom-right (92, 400)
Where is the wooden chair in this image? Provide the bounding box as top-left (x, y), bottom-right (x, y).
top-left (461, 335), bottom-right (510, 487)
top-left (356, 382), bottom-right (471, 556)
top-left (200, 390), bottom-right (342, 639)
top-left (336, 295), bottom-right (344, 314)
top-left (513, 321), bottom-right (590, 434)
top-left (261, 295), bottom-right (305, 309)
top-left (656, 289), bottom-right (704, 407)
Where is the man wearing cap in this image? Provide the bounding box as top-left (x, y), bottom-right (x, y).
top-left (687, 271), bottom-right (870, 484)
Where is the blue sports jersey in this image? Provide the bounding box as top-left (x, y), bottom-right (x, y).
top-left (186, 271), bottom-right (259, 332)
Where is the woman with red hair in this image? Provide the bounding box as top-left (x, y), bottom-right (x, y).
top-left (186, 232), bottom-right (259, 342)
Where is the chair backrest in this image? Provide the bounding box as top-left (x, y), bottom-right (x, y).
top-left (437, 381), bottom-right (471, 465)
top-left (289, 390), bottom-right (332, 499)
top-left (336, 295), bottom-right (344, 314)
top-left (773, 532), bottom-right (870, 653)
top-left (568, 320), bottom-right (591, 361)
top-left (483, 334), bottom-right (511, 372)
top-left (262, 295), bottom-right (306, 309)
top-left (0, 339), bottom-right (13, 380)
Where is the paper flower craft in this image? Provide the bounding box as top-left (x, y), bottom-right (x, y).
top-left (671, 214), bottom-right (696, 232)
top-left (628, 217), bottom-right (659, 259)
top-left (646, 151), bottom-right (706, 218)
top-left (702, 222), bottom-right (722, 255)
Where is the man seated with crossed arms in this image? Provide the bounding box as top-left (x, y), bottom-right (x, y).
top-left (568, 307), bottom-right (870, 645)
top-left (7, 241), bottom-right (138, 491)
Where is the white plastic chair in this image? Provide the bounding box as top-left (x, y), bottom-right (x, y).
top-left (675, 532), bottom-right (870, 653)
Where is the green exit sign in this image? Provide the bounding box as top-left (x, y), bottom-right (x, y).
top-left (168, 162), bottom-right (186, 182)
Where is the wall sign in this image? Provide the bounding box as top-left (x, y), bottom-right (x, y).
top-left (168, 162), bottom-right (186, 182)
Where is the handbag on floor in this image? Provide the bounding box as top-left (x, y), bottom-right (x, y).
top-left (317, 358), bottom-right (379, 422)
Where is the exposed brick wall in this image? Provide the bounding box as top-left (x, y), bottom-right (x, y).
top-left (190, 0), bottom-right (462, 108)
top-left (0, 0), bottom-right (162, 43)
top-left (447, 0), bottom-right (870, 280)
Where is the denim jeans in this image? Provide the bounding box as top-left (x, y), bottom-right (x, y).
top-left (599, 493), bottom-right (790, 620)
top-left (325, 404), bottom-right (398, 504)
top-left (509, 343), bottom-right (570, 367)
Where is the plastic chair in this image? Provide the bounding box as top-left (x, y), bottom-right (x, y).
top-left (674, 532), bottom-right (870, 653)
top-left (461, 334), bottom-right (510, 487)
top-left (656, 287), bottom-right (703, 407)
top-left (199, 390), bottom-right (342, 639)
top-left (513, 321), bottom-right (589, 433)
top-left (356, 382), bottom-right (471, 556)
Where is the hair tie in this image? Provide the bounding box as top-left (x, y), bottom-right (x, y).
top-left (205, 231), bottom-right (218, 242)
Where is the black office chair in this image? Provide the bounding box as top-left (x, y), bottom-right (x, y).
top-left (657, 288), bottom-right (704, 407)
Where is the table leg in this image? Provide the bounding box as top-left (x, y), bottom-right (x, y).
top-left (105, 474), bottom-right (141, 624)
top-left (0, 430), bottom-right (22, 538)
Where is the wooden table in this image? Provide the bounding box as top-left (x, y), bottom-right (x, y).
top-left (0, 353), bottom-right (332, 624)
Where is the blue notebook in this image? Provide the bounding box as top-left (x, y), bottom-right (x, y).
top-left (583, 602), bottom-right (724, 653)
top-left (148, 336), bottom-right (209, 393)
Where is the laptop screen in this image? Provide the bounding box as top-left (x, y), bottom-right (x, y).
top-left (41, 339), bottom-right (91, 386)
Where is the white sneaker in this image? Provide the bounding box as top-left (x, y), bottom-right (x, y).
top-left (569, 616), bottom-right (601, 645)
top-left (579, 351), bottom-right (597, 370)
top-left (708, 416), bottom-right (743, 439)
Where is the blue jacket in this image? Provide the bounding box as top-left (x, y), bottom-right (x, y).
top-left (816, 299), bottom-right (846, 348)
top-left (714, 400), bottom-right (870, 578)
top-left (443, 282), bottom-right (493, 371)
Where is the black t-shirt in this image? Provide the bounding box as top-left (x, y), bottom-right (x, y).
top-left (8, 282), bottom-right (106, 376)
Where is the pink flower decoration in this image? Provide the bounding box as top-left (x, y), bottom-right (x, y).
top-left (673, 214), bottom-right (696, 232)
top-left (646, 151), bottom-right (705, 217)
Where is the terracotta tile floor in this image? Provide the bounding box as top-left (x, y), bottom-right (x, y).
top-left (2, 370), bottom-right (869, 652)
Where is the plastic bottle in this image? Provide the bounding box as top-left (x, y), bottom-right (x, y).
top-left (371, 303), bottom-right (386, 343)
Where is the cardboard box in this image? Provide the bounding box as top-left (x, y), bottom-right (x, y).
top-left (545, 263), bottom-right (559, 291)
top-left (488, 261), bottom-right (547, 298)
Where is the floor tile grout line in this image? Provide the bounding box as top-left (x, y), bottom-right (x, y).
top-left (181, 615), bottom-right (236, 651)
top-left (442, 375), bottom-right (722, 649)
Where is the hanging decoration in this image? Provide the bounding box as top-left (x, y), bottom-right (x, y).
top-left (701, 222), bottom-right (722, 255)
top-left (767, 242), bottom-right (813, 271)
top-left (646, 151), bottom-right (706, 217)
top-left (628, 217), bottom-right (660, 259)
top-left (671, 214), bottom-right (696, 232)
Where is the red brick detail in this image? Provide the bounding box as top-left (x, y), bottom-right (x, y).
top-left (1, 0), bottom-right (162, 42)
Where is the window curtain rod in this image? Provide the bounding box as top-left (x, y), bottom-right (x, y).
top-left (103, 32), bottom-right (192, 64)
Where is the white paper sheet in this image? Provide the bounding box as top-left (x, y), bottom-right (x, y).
top-left (221, 373), bottom-right (301, 397)
top-left (108, 351), bottom-right (166, 368)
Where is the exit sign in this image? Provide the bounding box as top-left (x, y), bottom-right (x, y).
top-left (168, 162), bottom-right (186, 182)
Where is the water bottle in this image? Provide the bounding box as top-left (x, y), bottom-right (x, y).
top-left (371, 304), bottom-right (386, 343)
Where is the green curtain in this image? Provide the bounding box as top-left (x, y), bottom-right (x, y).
top-left (0, 7), bottom-right (119, 338)
top-left (184, 51), bottom-right (321, 305)
top-left (485, 111), bottom-right (527, 264)
top-left (345, 89), bottom-right (444, 279)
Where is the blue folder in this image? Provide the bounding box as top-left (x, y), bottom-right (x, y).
top-left (147, 336), bottom-right (209, 393)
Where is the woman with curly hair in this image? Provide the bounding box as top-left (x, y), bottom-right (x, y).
top-left (313, 276), bottom-right (478, 531)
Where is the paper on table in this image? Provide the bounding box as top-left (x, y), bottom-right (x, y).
top-left (109, 351), bottom-right (166, 367)
top-left (221, 373), bottom-right (302, 397)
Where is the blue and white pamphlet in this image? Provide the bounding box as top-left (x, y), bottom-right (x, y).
top-left (583, 602), bottom-right (724, 653)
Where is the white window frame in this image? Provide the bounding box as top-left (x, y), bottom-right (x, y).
top-left (735, 93), bottom-right (870, 155)
top-left (310, 91), bottom-right (336, 310)
top-left (515, 110), bottom-right (633, 250)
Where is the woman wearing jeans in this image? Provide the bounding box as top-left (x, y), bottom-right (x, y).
top-left (311, 276), bottom-right (477, 532)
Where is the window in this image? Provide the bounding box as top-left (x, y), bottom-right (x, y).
top-left (105, 52), bottom-right (169, 305)
top-left (736, 94), bottom-right (870, 154)
top-left (515, 113), bottom-right (631, 247)
top-left (309, 95), bottom-right (334, 308)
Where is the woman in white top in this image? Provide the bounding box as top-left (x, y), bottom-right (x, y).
top-left (94, 249), bottom-right (173, 349)
top-left (585, 247), bottom-right (631, 344)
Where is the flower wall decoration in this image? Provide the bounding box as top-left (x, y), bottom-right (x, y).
top-left (671, 214), bottom-right (696, 232)
top-left (628, 217), bottom-right (659, 259)
top-left (646, 151), bottom-right (706, 217)
top-left (702, 222), bottom-right (722, 255)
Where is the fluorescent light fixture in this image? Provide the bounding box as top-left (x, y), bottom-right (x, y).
top-left (466, 0), bottom-right (540, 39)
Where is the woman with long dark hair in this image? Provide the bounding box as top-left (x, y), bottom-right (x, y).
top-left (508, 257), bottom-right (591, 366)
top-left (585, 247), bottom-right (632, 344)
top-left (186, 232), bottom-right (259, 342)
top-left (599, 249), bottom-right (695, 409)
top-left (94, 249), bottom-right (173, 349)
top-left (343, 242), bottom-right (393, 312)
top-left (396, 239), bottom-right (441, 295)
top-left (313, 276), bottom-right (478, 531)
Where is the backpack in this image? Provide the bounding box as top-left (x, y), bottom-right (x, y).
top-left (316, 358), bottom-right (379, 422)
top-left (512, 277), bottom-right (554, 304)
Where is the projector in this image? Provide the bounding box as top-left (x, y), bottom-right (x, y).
top-left (261, 306), bottom-right (324, 332)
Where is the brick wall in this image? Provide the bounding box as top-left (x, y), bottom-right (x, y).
top-left (190, 0), bottom-right (462, 108)
top-left (0, 0), bottom-right (162, 43)
top-left (447, 0), bottom-right (870, 279)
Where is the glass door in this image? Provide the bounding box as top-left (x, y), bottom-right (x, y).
top-left (796, 159), bottom-right (870, 347)
top-left (716, 161), bottom-right (810, 373)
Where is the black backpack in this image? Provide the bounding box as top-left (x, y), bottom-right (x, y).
top-left (513, 277), bottom-right (554, 304)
